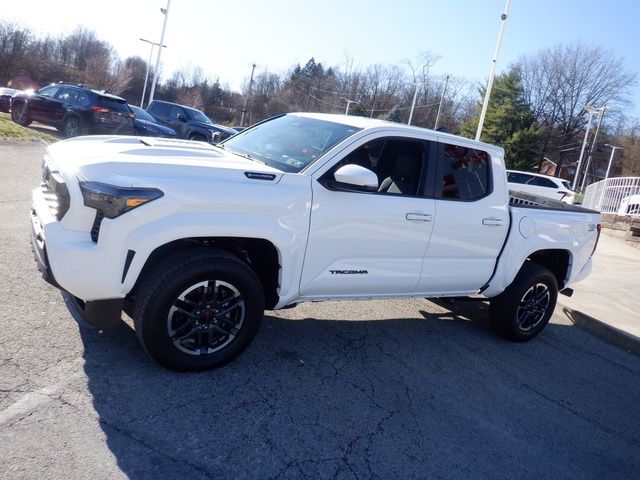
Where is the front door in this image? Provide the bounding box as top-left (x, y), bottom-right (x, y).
top-left (300, 137), bottom-right (436, 297)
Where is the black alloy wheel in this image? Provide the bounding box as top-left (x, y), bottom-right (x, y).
top-left (516, 283), bottom-right (551, 332)
top-left (167, 279), bottom-right (245, 356)
top-left (132, 248), bottom-right (265, 371)
top-left (489, 262), bottom-right (558, 341)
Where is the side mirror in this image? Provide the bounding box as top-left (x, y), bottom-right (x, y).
top-left (211, 131), bottom-right (221, 144)
top-left (333, 164), bottom-right (379, 191)
top-left (177, 113), bottom-right (187, 122)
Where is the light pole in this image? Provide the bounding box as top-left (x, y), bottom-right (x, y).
top-left (434, 74), bottom-right (450, 130)
top-left (475, 0), bottom-right (511, 141)
top-left (340, 97), bottom-right (358, 115)
top-left (573, 105), bottom-right (602, 191)
top-left (580, 105), bottom-right (606, 191)
top-left (240, 63), bottom-right (256, 127)
top-left (148, 0), bottom-right (171, 106)
top-left (408, 82), bottom-right (425, 126)
top-left (139, 38), bottom-right (166, 108)
top-left (597, 144), bottom-right (624, 211)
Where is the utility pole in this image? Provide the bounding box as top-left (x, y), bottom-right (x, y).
top-left (240, 63), bottom-right (256, 127)
top-left (475, 0), bottom-right (511, 141)
top-left (580, 106), bottom-right (606, 191)
top-left (434, 74), bottom-right (450, 130)
top-left (148, 0), bottom-right (171, 106)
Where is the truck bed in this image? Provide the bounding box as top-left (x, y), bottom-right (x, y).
top-left (509, 191), bottom-right (598, 214)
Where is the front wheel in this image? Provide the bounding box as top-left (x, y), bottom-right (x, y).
top-left (11, 103), bottom-right (31, 126)
top-left (132, 248), bottom-right (264, 371)
top-left (489, 262), bottom-right (558, 341)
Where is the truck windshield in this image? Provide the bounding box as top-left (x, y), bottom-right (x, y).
top-left (221, 115), bottom-right (361, 173)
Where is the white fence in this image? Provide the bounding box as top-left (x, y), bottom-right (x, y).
top-left (583, 177), bottom-right (640, 215)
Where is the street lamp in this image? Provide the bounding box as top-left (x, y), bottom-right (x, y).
top-left (475, 0), bottom-right (511, 141)
top-left (573, 105), bottom-right (604, 192)
top-left (580, 105), bottom-right (607, 191)
top-left (407, 82), bottom-right (425, 126)
top-left (139, 38), bottom-right (166, 108)
top-left (434, 74), bottom-right (450, 130)
top-left (147, 0), bottom-right (171, 106)
top-left (340, 97), bottom-right (358, 115)
top-left (597, 144), bottom-right (624, 211)
top-left (240, 63), bottom-right (257, 127)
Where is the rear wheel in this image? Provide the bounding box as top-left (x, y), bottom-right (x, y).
top-left (11, 103), bottom-right (31, 126)
top-left (489, 262), bottom-right (558, 341)
top-left (132, 248), bottom-right (264, 371)
top-left (62, 115), bottom-right (83, 138)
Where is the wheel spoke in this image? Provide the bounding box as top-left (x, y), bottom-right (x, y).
top-left (172, 320), bottom-right (198, 342)
top-left (215, 296), bottom-right (243, 317)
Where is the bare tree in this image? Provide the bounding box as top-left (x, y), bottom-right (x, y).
top-left (517, 43), bottom-right (637, 164)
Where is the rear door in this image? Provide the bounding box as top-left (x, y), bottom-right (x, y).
top-left (417, 139), bottom-right (509, 294)
top-left (300, 135), bottom-right (437, 297)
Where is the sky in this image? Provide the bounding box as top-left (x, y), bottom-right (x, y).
top-left (2, 0), bottom-right (639, 116)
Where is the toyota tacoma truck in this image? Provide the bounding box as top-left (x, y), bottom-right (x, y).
top-left (30, 113), bottom-right (601, 371)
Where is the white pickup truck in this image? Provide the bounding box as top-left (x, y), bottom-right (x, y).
top-left (30, 113), bottom-right (601, 370)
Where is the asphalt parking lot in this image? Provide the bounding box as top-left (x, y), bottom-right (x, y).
top-left (1, 141), bottom-right (639, 479)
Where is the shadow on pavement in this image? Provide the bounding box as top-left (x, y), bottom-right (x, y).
top-left (74, 300), bottom-right (640, 479)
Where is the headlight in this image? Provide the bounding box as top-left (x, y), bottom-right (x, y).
top-left (79, 181), bottom-right (163, 219)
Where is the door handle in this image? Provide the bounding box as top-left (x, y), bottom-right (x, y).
top-left (406, 213), bottom-right (433, 222)
top-left (482, 217), bottom-right (504, 226)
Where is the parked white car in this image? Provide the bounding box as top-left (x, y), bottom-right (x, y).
top-left (507, 170), bottom-right (575, 202)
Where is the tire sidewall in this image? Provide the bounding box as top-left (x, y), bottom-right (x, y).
top-left (140, 257), bottom-right (264, 371)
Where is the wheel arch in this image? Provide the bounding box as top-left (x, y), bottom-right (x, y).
top-left (127, 237), bottom-right (281, 310)
top-left (525, 248), bottom-right (571, 290)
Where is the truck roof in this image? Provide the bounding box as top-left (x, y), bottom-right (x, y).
top-left (291, 112), bottom-right (503, 154)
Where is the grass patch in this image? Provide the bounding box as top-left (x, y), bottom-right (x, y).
top-left (0, 112), bottom-right (58, 143)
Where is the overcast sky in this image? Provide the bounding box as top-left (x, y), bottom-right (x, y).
top-left (3, 0), bottom-right (639, 116)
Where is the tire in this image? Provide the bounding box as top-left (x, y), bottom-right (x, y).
top-left (11, 102), bottom-right (32, 126)
top-left (132, 248), bottom-right (265, 371)
top-left (189, 134), bottom-right (207, 142)
top-left (489, 262), bottom-right (558, 342)
top-left (62, 115), bottom-right (83, 138)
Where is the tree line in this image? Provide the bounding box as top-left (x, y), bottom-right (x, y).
top-left (1, 21), bottom-right (638, 180)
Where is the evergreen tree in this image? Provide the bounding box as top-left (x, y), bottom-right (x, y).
top-left (461, 67), bottom-right (540, 171)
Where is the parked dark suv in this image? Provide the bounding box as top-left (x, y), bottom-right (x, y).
top-left (11, 83), bottom-right (135, 137)
top-left (146, 100), bottom-right (237, 143)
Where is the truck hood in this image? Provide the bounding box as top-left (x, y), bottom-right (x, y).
top-left (46, 135), bottom-right (284, 186)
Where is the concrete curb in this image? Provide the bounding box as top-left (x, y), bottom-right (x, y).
top-left (561, 306), bottom-right (640, 357)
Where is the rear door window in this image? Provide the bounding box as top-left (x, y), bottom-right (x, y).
top-left (435, 143), bottom-right (491, 200)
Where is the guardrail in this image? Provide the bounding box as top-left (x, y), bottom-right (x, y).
top-left (583, 177), bottom-right (640, 216)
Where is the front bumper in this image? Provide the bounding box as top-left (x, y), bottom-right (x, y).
top-left (30, 206), bottom-right (61, 289)
top-left (30, 194), bottom-right (124, 329)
